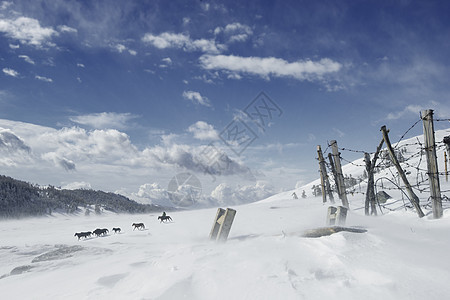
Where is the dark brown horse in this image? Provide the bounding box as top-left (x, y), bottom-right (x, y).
top-left (158, 215), bottom-right (173, 223)
top-left (74, 231), bottom-right (92, 240)
top-left (93, 228), bottom-right (108, 236)
top-left (112, 227), bottom-right (121, 233)
top-left (132, 223), bottom-right (145, 230)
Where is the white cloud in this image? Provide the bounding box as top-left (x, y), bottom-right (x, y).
top-left (0, 1), bottom-right (12, 10)
top-left (210, 181), bottom-right (274, 206)
top-left (9, 43), bottom-right (19, 49)
top-left (110, 43), bottom-right (136, 55)
top-left (0, 128), bottom-right (31, 153)
top-left (77, 63), bottom-right (85, 68)
top-left (182, 90), bottom-right (211, 107)
top-left (70, 112), bottom-right (139, 129)
top-left (35, 75), bottom-right (53, 82)
top-left (201, 2), bottom-right (210, 11)
top-left (386, 105), bottom-right (421, 120)
top-left (131, 183), bottom-right (171, 206)
top-left (2, 68), bottom-right (19, 77)
top-left (385, 101), bottom-right (450, 121)
top-left (187, 121), bottom-right (218, 141)
top-left (0, 119), bottom-right (255, 195)
top-left (0, 16), bottom-right (57, 47)
top-left (224, 23), bottom-right (252, 34)
top-left (215, 22), bottom-right (253, 43)
top-left (142, 32), bottom-right (225, 54)
top-left (114, 43), bottom-right (126, 52)
top-left (18, 54), bottom-right (35, 64)
top-left (162, 57), bottom-right (172, 64)
top-left (142, 32), bottom-right (188, 48)
top-left (199, 55), bottom-right (342, 81)
top-left (41, 152), bottom-right (76, 171)
top-left (58, 25), bottom-right (77, 34)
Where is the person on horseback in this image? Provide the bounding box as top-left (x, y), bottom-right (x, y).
top-left (162, 211), bottom-right (166, 217)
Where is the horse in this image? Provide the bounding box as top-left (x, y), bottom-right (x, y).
top-left (132, 223), bottom-right (145, 230)
top-left (74, 231), bottom-right (92, 240)
top-left (112, 227), bottom-right (121, 233)
top-left (158, 215), bottom-right (173, 223)
top-left (93, 228), bottom-right (108, 236)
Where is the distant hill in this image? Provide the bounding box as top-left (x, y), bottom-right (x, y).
top-left (0, 175), bottom-right (163, 218)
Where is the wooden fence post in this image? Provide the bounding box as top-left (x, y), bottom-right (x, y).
top-left (326, 206), bottom-right (348, 226)
top-left (317, 145), bottom-right (335, 203)
top-left (364, 138), bottom-right (384, 216)
top-left (328, 153), bottom-right (340, 197)
top-left (381, 126), bottom-right (425, 218)
top-left (421, 110), bottom-right (442, 218)
top-left (445, 151), bottom-right (448, 182)
top-left (330, 140), bottom-right (349, 208)
top-left (443, 136), bottom-right (450, 182)
top-left (210, 208), bottom-right (237, 242)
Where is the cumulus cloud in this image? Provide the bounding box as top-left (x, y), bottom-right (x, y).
top-left (77, 63), bottom-right (85, 68)
top-left (182, 90), bottom-right (211, 107)
top-left (131, 183), bottom-right (172, 206)
top-left (214, 22), bottom-right (253, 43)
top-left (0, 128), bottom-right (32, 167)
top-left (2, 68), bottom-right (19, 77)
top-left (187, 121), bottom-right (219, 140)
top-left (0, 128), bottom-right (31, 153)
top-left (18, 54), bottom-right (35, 64)
top-left (199, 54), bottom-right (342, 81)
top-left (0, 119), bottom-right (256, 195)
top-left (35, 75), bottom-right (53, 82)
top-left (70, 112), bottom-right (139, 129)
top-left (111, 43), bottom-right (137, 55)
top-left (210, 181), bottom-right (275, 206)
top-left (129, 180), bottom-right (274, 208)
top-left (142, 32), bottom-right (225, 54)
top-left (139, 143), bottom-right (251, 176)
top-left (0, 16), bottom-right (57, 47)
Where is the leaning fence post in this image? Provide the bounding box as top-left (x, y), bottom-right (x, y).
top-left (210, 208), bottom-right (236, 242)
top-left (381, 125), bottom-right (425, 218)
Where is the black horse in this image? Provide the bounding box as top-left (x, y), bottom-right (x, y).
top-left (112, 227), bottom-right (121, 233)
top-left (74, 231), bottom-right (92, 240)
top-left (158, 215), bottom-right (173, 223)
top-left (93, 228), bottom-right (109, 236)
top-left (132, 223), bottom-right (145, 230)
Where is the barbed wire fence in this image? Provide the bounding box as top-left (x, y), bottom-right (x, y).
top-left (316, 109), bottom-right (450, 218)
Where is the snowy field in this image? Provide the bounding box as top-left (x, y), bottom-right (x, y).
top-left (1, 194), bottom-right (450, 300)
top-left (2, 128), bottom-right (450, 299)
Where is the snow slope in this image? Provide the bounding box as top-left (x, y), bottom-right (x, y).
top-left (1, 196), bottom-right (450, 300)
top-left (1, 128), bottom-right (450, 299)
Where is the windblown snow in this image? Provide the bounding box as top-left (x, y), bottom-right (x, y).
top-left (1, 128), bottom-right (450, 299)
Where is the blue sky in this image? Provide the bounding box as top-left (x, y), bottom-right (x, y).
top-left (1, 0), bottom-right (450, 204)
